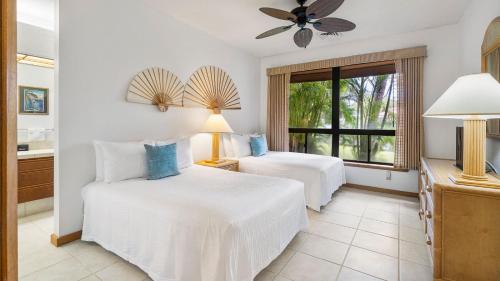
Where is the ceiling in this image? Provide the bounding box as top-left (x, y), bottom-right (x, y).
top-left (17, 0), bottom-right (55, 30)
top-left (145, 0), bottom-right (471, 57)
top-left (17, 0), bottom-right (471, 56)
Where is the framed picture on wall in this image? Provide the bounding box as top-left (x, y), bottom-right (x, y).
top-left (18, 85), bottom-right (49, 115)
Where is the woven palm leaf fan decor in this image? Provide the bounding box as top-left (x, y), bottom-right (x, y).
top-left (127, 67), bottom-right (184, 112)
top-left (183, 66), bottom-right (241, 113)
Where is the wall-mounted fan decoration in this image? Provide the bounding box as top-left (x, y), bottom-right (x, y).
top-left (256, 0), bottom-right (356, 48)
top-left (183, 66), bottom-right (241, 112)
top-left (127, 67), bottom-right (184, 112)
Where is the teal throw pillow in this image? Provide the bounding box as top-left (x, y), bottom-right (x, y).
top-left (144, 143), bottom-right (180, 180)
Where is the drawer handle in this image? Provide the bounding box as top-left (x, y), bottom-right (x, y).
top-left (426, 234), bottom-right (432, 246)
top-left (418, 209), bottom-right (424, 220)
top-left (425, 185), bottom-right (432, 193)
top-left (425, 210), bottom-right (432, 219)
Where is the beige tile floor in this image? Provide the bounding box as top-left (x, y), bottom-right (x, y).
top-left (18, 187), bottom-right (432, 281)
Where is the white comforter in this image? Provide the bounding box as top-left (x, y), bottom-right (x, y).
top-left (238, 152), bottom-right (346, 212)
top-left (81, 165), bottom-right (308, 281)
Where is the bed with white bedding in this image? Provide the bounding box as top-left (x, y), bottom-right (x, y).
top-left (238, 151), bottom-right (345, 211)
top-left (225, 134), bottom-right (346, 212)
top-left (82, 164), bottom-right (308, 281)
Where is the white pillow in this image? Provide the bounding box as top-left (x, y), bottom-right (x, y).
top-left (222, 134), bottom-right (235, 158)
top-left (93, 141), bottom-right (105, 181)
top-left (94, 140), bottom-right (149, 181)
top-left (231, 134), bottom-right (252, 158)
top-left (101, 141), bottom-right (151, 183)
top-left (156, 137), bottom-right (193, 169)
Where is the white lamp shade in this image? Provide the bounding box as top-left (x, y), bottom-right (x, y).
top-left (201, 113), bottom-right (233, 133)
top-left (424, 73), bottom-right (500, 119)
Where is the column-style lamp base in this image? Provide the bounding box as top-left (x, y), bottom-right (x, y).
top-left (207, 132), bottom-right (226, 164)
top-left (449, 174), bottom-right (500, 189)
top-left (448, 119), bottom-right (500, 189)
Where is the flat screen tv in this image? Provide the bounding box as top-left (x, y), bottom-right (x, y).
top-left (456, 127), bottom-right (463, 170)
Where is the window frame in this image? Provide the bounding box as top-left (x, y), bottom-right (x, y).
top-left (288, 64), bottom-right (397, 166)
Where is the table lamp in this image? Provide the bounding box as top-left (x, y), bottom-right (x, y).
top-left (424, 73), bottom-right (500, 188)
top-left (201, 109), bottom-right (233, 163)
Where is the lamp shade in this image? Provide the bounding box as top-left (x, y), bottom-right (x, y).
top-left (424, 73), bottom-right (500, 119)
top-left (201, 113), bottom-right (233, 133)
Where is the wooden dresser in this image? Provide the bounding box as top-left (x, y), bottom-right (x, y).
top-left (18, 156), bottom-right (54, 203)
top-left (419, 158), bottom-right (500, 281)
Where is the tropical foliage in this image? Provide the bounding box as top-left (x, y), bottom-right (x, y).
top-left (289, 74), bottom-right (397, 163)
top-left (289, 81), bottom-right (332, 152)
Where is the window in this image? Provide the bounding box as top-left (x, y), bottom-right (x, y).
top-left (289, 64), bottom-right (397, 165)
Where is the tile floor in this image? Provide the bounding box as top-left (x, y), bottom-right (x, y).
top-left (18, 187), bottom-right (432, 281)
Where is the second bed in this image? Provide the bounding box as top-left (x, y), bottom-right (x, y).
top-left (225, 134), bottom-right (346, 211)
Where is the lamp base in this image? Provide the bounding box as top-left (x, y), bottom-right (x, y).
top-left (449, 173), bottom-right (500, 189)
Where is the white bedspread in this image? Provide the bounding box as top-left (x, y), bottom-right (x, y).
top-left (238, 152), bottom-right (346, 212)
top-left (81, 165), bottom-right (308, 281)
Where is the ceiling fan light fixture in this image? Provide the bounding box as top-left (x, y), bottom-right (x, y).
top-left (256, 0), bottom-right (355, 49)
top-left (294, 28), bottom-right (313, 48)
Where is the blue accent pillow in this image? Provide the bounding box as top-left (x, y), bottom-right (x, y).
top-left (250, 136), bottom-right (268, 157)
top-left (144, 143), bottom-right (180, 180)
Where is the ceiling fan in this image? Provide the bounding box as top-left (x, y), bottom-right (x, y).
top-left (256, 0), bottom-right (356, 48)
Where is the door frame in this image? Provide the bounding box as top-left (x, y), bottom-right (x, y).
top-left (1, 0), bottom-right (18, 280)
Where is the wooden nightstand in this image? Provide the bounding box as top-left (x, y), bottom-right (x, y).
top-left (195, 159), bottom-right (239, 172)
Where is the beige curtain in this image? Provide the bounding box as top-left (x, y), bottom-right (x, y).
top-left (394, 57), bottom-right (424, 169)
top-left (267, 73), bottom-right (291, 151)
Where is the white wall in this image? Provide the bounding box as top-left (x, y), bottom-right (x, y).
top-left (56, 0), bottom-right (260, 236)
top-left (260, 24), bottom-right (463, 192)
top-left (18, 22), bottom-right (54, 59)
top-left (458, 0), bottom-right (500, 170)
top-left (17, 23), bottom-right (55, 132)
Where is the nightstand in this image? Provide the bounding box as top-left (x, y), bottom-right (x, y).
top-left (195, 159), bottom-right (239, 172)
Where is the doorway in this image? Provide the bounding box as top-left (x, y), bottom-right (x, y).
top-left (16, 0), bottom-right (57, 279)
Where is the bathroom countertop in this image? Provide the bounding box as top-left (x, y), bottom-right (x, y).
top-left (17, 149), bottom-right (54, 160)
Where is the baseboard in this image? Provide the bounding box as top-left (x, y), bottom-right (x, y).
top-left (50, 231), bottom-right (82, 247)
top-left (343, 183), bottom-right (418, 198)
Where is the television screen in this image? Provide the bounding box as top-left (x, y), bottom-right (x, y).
top-left (456, 127), bottom-right (463, 170)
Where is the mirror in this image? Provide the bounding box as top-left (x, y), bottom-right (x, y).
top-left (482, 17), bottom-right (500, 138)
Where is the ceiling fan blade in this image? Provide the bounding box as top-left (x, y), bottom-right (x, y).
top-left (294, 28), bottom-right (313, 48)
top-left (259, 7), bottom-right (297, 21)
top-left (313, 17), bottom-right (356, 33)
top-left (256, 25), bottom-right (293, 39)
top-left (306, 0), bottom-right (344, 19)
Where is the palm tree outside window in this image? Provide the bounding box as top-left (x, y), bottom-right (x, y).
top-left (289, 63), bottom-right (397, 165)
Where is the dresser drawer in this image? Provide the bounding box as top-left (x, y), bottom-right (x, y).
top-left (425, 216), bottom-right (434, 257)
top-left (425, 189), bottom-right (434, 211)
top-left (419, 169), bottom-right (427, 191)
top-left (18, 184), bottom-right (53, 203)
top-left (418, 193), bottom-right (426, 220)
top-left (18, 157), bottom-right (54, 203)
top-left (18, 157), bottom-right (54, 172)
top-left (424, 180), bottom-right (433, 197)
